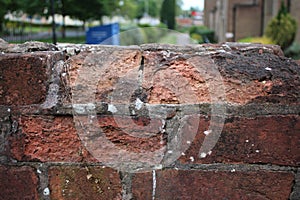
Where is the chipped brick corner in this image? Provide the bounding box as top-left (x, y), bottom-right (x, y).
top-left (0, 39), bottom-right (299, 199)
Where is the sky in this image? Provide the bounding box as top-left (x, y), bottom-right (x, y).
top-left (182, 0), bottom-right (204, 11)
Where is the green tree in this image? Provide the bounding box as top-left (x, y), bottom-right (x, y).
top-left (0, 0), bottom-right (9, 32)
top-left (118, 0), bottom-right (138, 20)
top-left (0, 0), bottom-right (122, 35)
top-left (135, 0), bottom-right (163, 19)
top-left (160, 0), bottom-right (176, 29)
top-left (57, 0), bottom-right (107, 37)
top-left (176, 0), bottom-right (183, 16)
top-left (265, 1), bottom-right (297, 50)
top-left (103, 0), bottom-right (120, 17)
top-left (58, 0), bottom-right (69, 38)
top-left (18, 0), bottom-right (48, 16)
top-left (66, 0), bottom-right (113, 25)
top-left (0, 0), bottom-right (20, 33)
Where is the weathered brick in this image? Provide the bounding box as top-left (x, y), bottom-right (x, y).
top-left (213, 50), bottom-right (300, 104)
top-left (63, 48), bottom-right (142, 104)
top-left (97, 115), bottom-right (165, 153)
top-left (0, 40), bottom-right (57, 53)
top-left (9, 115), bottom-right (165, 162)
top-left (290, 169), bottom-right (300, 200)
top-left (132, 169), bottom-right (294, 200)
top-left (179, 115), bottom-right (300, 166)
top-left (142, 51), bottom-right (211, 104)
top-left (0, 108), bottom-right (11, 161)
top-left (9, 115), bottom-right (90, 162)
top-left (0, 52), bottom-right (63, 105)
top-left (49, 166), bottom-right (122, 200)
top-left (1, 42), bottom-right (299, 200)
top-left (9, 114), bottom-right (299, 166)
top-left (132, 171), bottom-right (153, 199)
top-left (0, 165), bottom-right (39, 200)
top-left (142, 47), bottom-right (300, 104)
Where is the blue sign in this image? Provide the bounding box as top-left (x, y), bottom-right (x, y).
top-left (86, 23), bottom-right (119, 45)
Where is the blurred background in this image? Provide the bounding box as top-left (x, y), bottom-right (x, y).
top-left (0, 0), bottom-right (299, 58)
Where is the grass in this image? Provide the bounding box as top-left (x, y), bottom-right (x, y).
top-left (238, 36), bottom-right (274, 45)
top-left (35, 36), bottom-right (86, 44)
top-left (23, 26), bottom-right (51, 33)
top-left (8, 36), bottom-right (86, 44)
top-left (176, 26), bottom-right (190, 33)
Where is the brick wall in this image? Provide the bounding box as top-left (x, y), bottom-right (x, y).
top-left (0, 40), bottom-right (300, 199)
top-left (234, 3), bottom-right (262, 40)
top-left (290, 0), bottom-right (300, 44)
top-left (205, 0), bottom-right (300, 43)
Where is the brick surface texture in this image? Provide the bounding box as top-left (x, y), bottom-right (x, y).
top-left (132, 170), bottom-right (294, 200)
top-left (0, 52), bottom-right (63, 105)
top-left (49, 166), bottom-right (122, 200)
top-left (0, 165), bottom-right (39, 200)
top-left (178, 115), bottom-right (300, 166)
top-left (0, 41), bottom-right (299, 199)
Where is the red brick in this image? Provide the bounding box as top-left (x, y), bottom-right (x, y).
top-left (179, 115), bottom-right (300, 166)
top-left (132, 169), bottom-right (294, 200)
top-left (9, 115), bottom-right (165, 162)
top-left (213, 51), bottom-right (300, 104)
top-left (63, 49), bottom-right (141, 104)
top-left (0, 110), bottom-right (11, 159)
top-left (132, 171), bottom-right (153, 199)
top-left (98, 115), bottom-right (165, 153)
top-left (0, 165), bottom-right (39, 200)
top-left (142, 52), bottom-right (211, 104)
top-left (9, 115), bottom-right (91, 162)
top-left (0, 52), bottom-right (63, 105)
top-left (9, 114), bottom-right (299, 166)
top-left (142, 50), bottom-right (300, 104)
top-left (49, 166), bottom-right (122, 200)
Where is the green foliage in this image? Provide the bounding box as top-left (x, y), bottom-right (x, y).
top-left (190, 33), bottom-right (203, 43)
top-left (66, 0), bottom-right (108, 22)
top-left (120, 25), bottom-right (168, 45)
top-left (189, 26), bottom-right (215, 43)
top-left (160, 0), bottom-right (176, 30)
top-left (265, 1), bottom-right (297, 50)
top-left (158, 33), bottom-right (177, 44)
top-left (175, 0), bottom-right (184, 17)
top-left (118, 0), bottom-right (138, 20)
top-left (0, 0), bottom-right (21, 32)
top-left (238, 36), bottom-right (274, 44)
top-left (144, 27), bottom-right (168, 43)
top-left (135, 0), bottom-right (163, 19)
top-left (137, 24), bottom-right (168, 43)
top-left (277, 1), bottom-right (288, 17)
top-left (1, 0), bottom-right (180, 35)
top-left (18, 0), bottom-right (48, 16)
top-left (176, 26), bottom-right (190, 33)
top-left (120, 28), bottom-right (144, 45)
top-left (156, 23), bottom-right (168, 29)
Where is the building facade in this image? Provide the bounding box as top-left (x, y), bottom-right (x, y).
top-left (204, 0), bottom-right (300, 43)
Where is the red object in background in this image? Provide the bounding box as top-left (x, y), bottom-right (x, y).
top-left (191, 11), bottom-right (197, 16)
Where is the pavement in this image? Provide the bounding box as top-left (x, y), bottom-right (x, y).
top-left (175, 32), bottom-right (197, 45)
